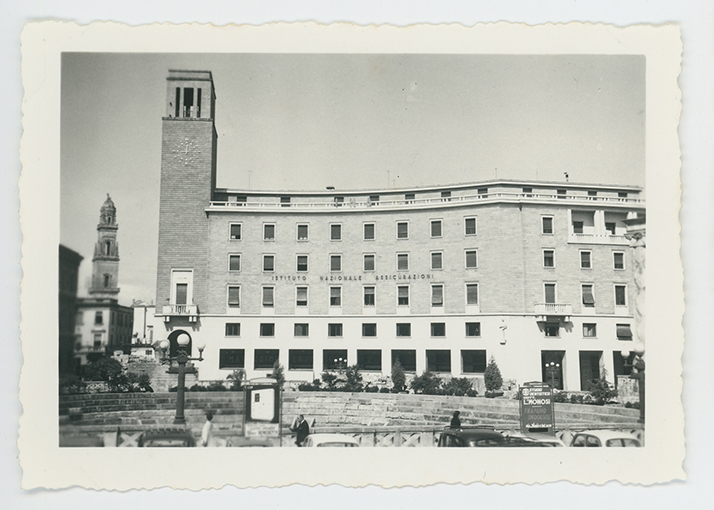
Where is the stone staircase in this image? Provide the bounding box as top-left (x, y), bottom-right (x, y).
top-left (59, 391), bottom-right (640, 443)
top-left (60, 392), bottom-right (245, 436)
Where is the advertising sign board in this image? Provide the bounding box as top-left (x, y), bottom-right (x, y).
top-left (519, 382), bottom-right (555, 434)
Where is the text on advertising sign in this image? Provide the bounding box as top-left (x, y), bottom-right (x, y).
top-left (519, 383), bottom-right (555, 435)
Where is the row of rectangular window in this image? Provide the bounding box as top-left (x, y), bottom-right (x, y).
top-left (224, 321), bottom-right (631, 340)
top-left (219, 347), bottom-right (488, 373)
top-left (228, 250), bottom-right (478, 273)
top-left (230, 214), bottom-right (625, 242)
top-left (227, 282), bottom-right (626, 309)
top-left (225, 321), bottom-right (480, 338)
top-left (227, 283), bottom-right (475, 309)
top-left (542, 249), bottom-right (626, 270)
top-left (229, 218), bottom-right (478, 242)
top-left (542, 282), bottom-right (628, 308)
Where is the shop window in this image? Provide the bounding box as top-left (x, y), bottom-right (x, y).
top-left (426, 350), bottom-right (451, 372)
top-left (219, 349), bottom-right (245, 369)
top-left (289, 350), bottom-right (313, 370)
top-left (254, 349), bottom-right (279, 369)
top-left (357, 350), bottom-right (382, 371)
top-left (391, 350), bottom-right (416, 372)
top-left (462, 350), bottom-right (487, 373)
top-left (324, 350), bottom-right (348, 369)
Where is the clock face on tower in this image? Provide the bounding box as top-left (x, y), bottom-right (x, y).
top-left (173, 138), bottom-right (201, 166)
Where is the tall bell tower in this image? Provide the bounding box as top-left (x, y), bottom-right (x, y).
top-left (155, 70), bottom-right (218, 312)
top-left (89, 194), bottom-right (120, 297)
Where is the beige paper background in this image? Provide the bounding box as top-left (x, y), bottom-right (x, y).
top-left (19, 21), bottom-right (683, 489)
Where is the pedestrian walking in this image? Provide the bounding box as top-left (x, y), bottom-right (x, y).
top-left (201, 411), bottom-right (214, 447)
top-left (450, 410), bottom-right (462, 429)
top-left (290, 414), bottom-right (310, 447)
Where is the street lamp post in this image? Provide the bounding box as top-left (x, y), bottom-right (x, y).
top-left (621, 342), bottom-right (645, 424)
top-left (545, 361), bottom-right (560, 390)
top-left (160, 334), bottom-right (205, 425)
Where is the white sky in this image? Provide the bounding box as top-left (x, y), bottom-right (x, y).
top-left (60, 53), bottom-right (645, 304)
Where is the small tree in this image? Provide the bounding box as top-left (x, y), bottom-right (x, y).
top-left (343, 364), bottom-right (364, 392)
top-left (226, 369), bottom-right (245, 391)
top-left (586, 369), bottom-right (618, 405)
top-left (321, 371), bottom-right (339, 390)
top-left (484, 356), bottom-right (503, 393)
top-left (391, 360), bottom-right (406, 393)
top-left (270, 360), bottom-right (285, 388)
top-left (410, 370), bottom-right (442, 395)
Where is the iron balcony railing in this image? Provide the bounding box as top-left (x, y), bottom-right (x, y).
top-left (162, 304), bottom-right (198, 316)
top-left (534, 303), bottom-right (573, 316)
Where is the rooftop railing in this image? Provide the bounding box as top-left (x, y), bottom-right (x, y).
top-left (208, 190), bottom-right (644, 212)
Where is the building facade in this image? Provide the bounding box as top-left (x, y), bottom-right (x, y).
top-left (59, 245), bottom-right (83, 373)
top-left (156, 70), bottom-right (644, 390)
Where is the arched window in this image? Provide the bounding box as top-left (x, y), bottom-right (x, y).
top-left (104, 274), bottom-right (111, 288)
top-left (105, 241), bottom-right (111, 256)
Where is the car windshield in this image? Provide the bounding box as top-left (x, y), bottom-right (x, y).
top-left (606, 438), bottom-right (640, 447)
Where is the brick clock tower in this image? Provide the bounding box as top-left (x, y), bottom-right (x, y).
top-left (156, 70), bottom-right (218, 317)
top-left (89, 194), bottom-right (120, 297)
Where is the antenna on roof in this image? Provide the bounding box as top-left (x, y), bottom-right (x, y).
top-left (564, 172), bottom-right (569, 182)
top-left (326, 186), bottom-right (335, 190)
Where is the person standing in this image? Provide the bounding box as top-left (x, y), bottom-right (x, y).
top-left (450, 410), bottom-right (462, 429)
top-left (291, 414), bottom-right (310, 447)
top-left (201, 411), bottom-right (214, 447)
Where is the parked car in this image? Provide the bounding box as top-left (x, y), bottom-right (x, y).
top-left (438, 427), bottom-right (553, 447)
top-left (570, 430), bottom-right (642, 447)
top-left (301, 433), bottom-right (359, 447)
top-left (503, 432), bottom-right (565, 447)
top-left (138, 428), bottom-right (196, 447)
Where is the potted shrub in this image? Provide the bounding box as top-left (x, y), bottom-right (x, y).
top-left (484, 357), bottom-right (504, 398)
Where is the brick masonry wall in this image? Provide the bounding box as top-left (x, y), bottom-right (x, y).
top-left (156, 119), bottom-right (217, 312)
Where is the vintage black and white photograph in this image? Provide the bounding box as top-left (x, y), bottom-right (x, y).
top-left (20, 22), bottom-right (684, 489)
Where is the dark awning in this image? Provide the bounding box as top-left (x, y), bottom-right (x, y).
top-left (617, 324), bottom-right (633, 340)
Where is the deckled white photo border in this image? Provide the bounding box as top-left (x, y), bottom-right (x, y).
top-left (19, 21), bottom-right (683, 489)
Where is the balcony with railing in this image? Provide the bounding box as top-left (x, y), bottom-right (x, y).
top-left (568, 233), bottom-right (629, 245)
top-left (162, 304), bottom-right (199, 322)
top-left (534, 303), bottom-right (572, 322)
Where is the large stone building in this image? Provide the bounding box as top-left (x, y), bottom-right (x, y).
top-left (74, 195), bottom-right (133, 365)
top-left (59, 245), bottom-right (83, 373)
top-left (155, 70), bottom-right (644, 390)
